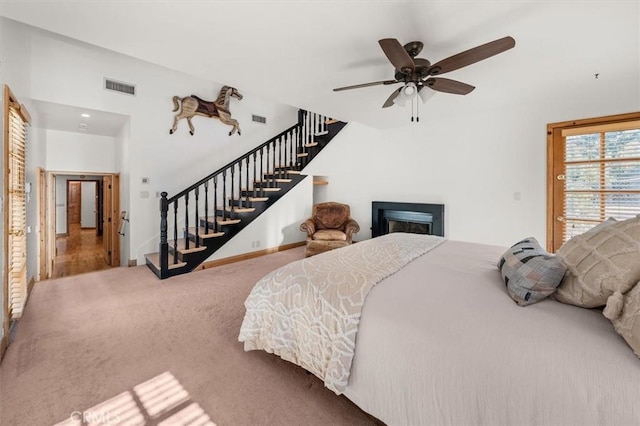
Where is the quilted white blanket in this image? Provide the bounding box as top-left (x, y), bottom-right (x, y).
top-left (238, 232), bottom-right (445, 393)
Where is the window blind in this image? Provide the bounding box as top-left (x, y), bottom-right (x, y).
top-left (8, 104), bottom-right (27, 319)
top-left (563, 127), bottom-right (640, 242)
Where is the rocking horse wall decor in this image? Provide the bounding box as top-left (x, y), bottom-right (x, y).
top-left (170, 85), bottom-right (243, 136)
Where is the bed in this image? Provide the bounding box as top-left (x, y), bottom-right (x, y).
top-left (239, 232), bottom-right (640, 426)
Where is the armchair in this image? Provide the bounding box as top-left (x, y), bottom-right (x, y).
top-left (300, 202), bottom-right (360, 257)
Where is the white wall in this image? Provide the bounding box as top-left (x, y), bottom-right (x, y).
top-left (46, 130), bottom-right (116, 173)
top-left (304, 89), bottom-right (640, 248)
top-left (23, 25), bottom-right (299, 264)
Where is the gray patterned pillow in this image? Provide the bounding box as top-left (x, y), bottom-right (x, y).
top-left (498, 237), bottom-right (567, 306)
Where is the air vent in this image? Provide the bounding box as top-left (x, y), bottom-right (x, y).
top-left (252, 114), bottom-right (266, 124)
top-left (104, 78), bottom-right (136, 96)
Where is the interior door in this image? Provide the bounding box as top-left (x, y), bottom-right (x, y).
top-left (101, 174), bottom-right (120, 266)
top-left (102, 175), bottom-right (113, 265)
top-left (68, 181), bottom-right (81, 225)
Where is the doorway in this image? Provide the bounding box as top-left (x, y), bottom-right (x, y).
top-left (46, 172), bottom-right (120, 278)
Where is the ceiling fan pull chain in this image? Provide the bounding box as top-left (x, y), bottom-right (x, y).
top-left (411, 99), bottom-right (415, 122)
top-left (416, 98), bottom-right (420, 122)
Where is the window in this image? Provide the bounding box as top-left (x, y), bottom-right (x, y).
top-left (547, 112), bottom-right (640, 252)
top-left (3, 85), bottom-right (30, 321)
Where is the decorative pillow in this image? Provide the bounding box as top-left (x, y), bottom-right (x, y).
top-left (554, 215), bottom-right (640, 308)
top-left (603, 283), bottom-right (640, 358)
top-left (497, 237), bottom-right (567, 306)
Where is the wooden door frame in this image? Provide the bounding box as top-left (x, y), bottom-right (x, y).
top-left (546, 111), bottom-right (640, 252)
top-left (43, 171), bottom-right (121, 277)
top-left (37, 167), bottom-right (47, 282)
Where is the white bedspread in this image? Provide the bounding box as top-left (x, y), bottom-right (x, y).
top-left (343, 240), bottom-right (640, 426)
top-left (239, 233), bottom-right (445, 393)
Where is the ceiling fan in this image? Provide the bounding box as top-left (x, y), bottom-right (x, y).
top-left (333, 36), bottom-right (516, 109)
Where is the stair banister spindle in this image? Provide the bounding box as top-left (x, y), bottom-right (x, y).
top-left (204, 181), bottom-right (209, 234)
top-left (265, 144), bottom-right (271, 190)
top-left (278, 137), bottom-right (283, 180)
top-left (290, 128), bottom-right (295, 169)
top-left (259, 148), bottom-right (264, 197)
top-left (160, 192), bottom-right (169, 276)
top-left (252, 153), bottom-right (257, 199)
top-left (271, 141), bottom-right (277, 187)
top-left (237, 160), bottom-right (243, 209)
top-left (230, 164), bottom-right (236, 219)
top-left (184, 191), bottom-right (190, 250)
top-left (222, 170), bottom-right (227, 222)
top-left (245, 157), bottom-right (250, 207)
top-left (173, 200), bottom-right (178, 264)
top-left (194, 187), bottom-right (200, 248)
top-left (213, 175), bottom-right (219, 233)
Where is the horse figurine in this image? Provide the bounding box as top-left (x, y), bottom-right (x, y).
top-left (170, 85), bottom-right (243, 136)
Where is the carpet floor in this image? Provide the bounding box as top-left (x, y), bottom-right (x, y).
top-left (0, 247), bottom-right (380, 426)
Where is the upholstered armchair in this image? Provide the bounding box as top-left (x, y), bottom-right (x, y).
top-left (300, 202), bottom-right (360, 257)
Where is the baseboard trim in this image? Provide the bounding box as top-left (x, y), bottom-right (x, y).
top-left (0, 335), bottom-right (7, 363)
top-left (195, 241), bottom-right (305, 271)
top-left (27, 276), bottom-right (35, 295)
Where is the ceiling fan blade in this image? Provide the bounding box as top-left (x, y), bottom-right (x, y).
top-left (425, 78), bottom-right (475, 95)
top-left (427, 36), bottom-right (515, 75)
top-left (333, 80), bottom-right (398, 91)
top-left (382, 87), bottom-right (402, 108)
top-left (379, 38), bottom-right (415, 74)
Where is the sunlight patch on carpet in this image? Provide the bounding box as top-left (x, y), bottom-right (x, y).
top-left (53, 372), bottom-right (216, 426)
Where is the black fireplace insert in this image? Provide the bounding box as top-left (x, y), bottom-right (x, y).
top-left (371, 201), bottom-right (444, 238)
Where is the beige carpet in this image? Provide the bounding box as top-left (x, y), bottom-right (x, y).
top-left (0, 247), bottom-right (380, 426)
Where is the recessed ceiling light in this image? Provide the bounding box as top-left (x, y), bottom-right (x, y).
top-left (81, 113), bottom-right (91, 118)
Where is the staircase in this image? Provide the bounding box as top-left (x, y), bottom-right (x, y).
top-left (145, 110), bottom-right (347, 279)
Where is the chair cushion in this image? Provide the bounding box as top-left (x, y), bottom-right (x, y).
top-left (314, 203), bottom-right (349, 230)
top-left (554, 215), bottom-right (640, 308)
top-left (313, 229), bottom-right (347, 241)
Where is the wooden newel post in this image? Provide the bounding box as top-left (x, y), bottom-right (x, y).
top-left (160, 191), bottom-right (169, 278)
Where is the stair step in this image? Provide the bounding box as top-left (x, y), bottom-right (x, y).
top-left (305, 142), bottom-right (319, 148)
top-left (326, 118), bottom-right (339, 124)
top-left (297, 153), bottom-right (309, 157)
top-left (314, 131), bottom-right (329, 136)
top-left (255, 178), bottom-right (292, 183)
top-left (232, 196), bottom-right (268, 202)
top-left (243, 187), bottom-right (281, 192)
top-left (145, 252), bottom-right (186, 270)
top-left (216, 217), bottom-right (241, 225)
top-left (218, 206), bottom-right (256, 213)
top-left (171, 238), bottom-right (207, 254)
top-left (184, 227), bottom-right (226, 239)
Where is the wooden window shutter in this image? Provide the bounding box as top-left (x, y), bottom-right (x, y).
top-left (547, 113), bottom-right (640, 251)
top-left (5, 86), bottom-right (30, 319)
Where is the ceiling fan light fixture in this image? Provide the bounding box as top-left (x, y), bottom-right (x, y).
top-left (403, 82), bottom-right (417, 96)
top-left (418, 87), bottom-right (436, 104)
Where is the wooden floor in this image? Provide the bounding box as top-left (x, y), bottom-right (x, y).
top-left (52, 223), bottom-right (114, 278)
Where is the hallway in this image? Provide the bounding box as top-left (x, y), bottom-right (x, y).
top-left (52, 223), bottom-right (113, 278)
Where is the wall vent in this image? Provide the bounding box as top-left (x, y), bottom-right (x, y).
top-left (252, 114), bottom-right (266, 124)
top-left (104, 78), bottom-right (136, 96)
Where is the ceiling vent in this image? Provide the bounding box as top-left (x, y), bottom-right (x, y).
top-left (252, 114), bottom-right (266, 124)
top-left (104, 78), bottom-right (136, 96)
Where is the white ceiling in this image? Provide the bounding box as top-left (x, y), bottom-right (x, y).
top-left (2, 1), bottom-right (638, 130)
top-left (32, 100), bottom-right (129, 137)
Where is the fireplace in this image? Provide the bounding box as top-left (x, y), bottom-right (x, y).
top-left (371, 201), bottom-right (444, 238)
